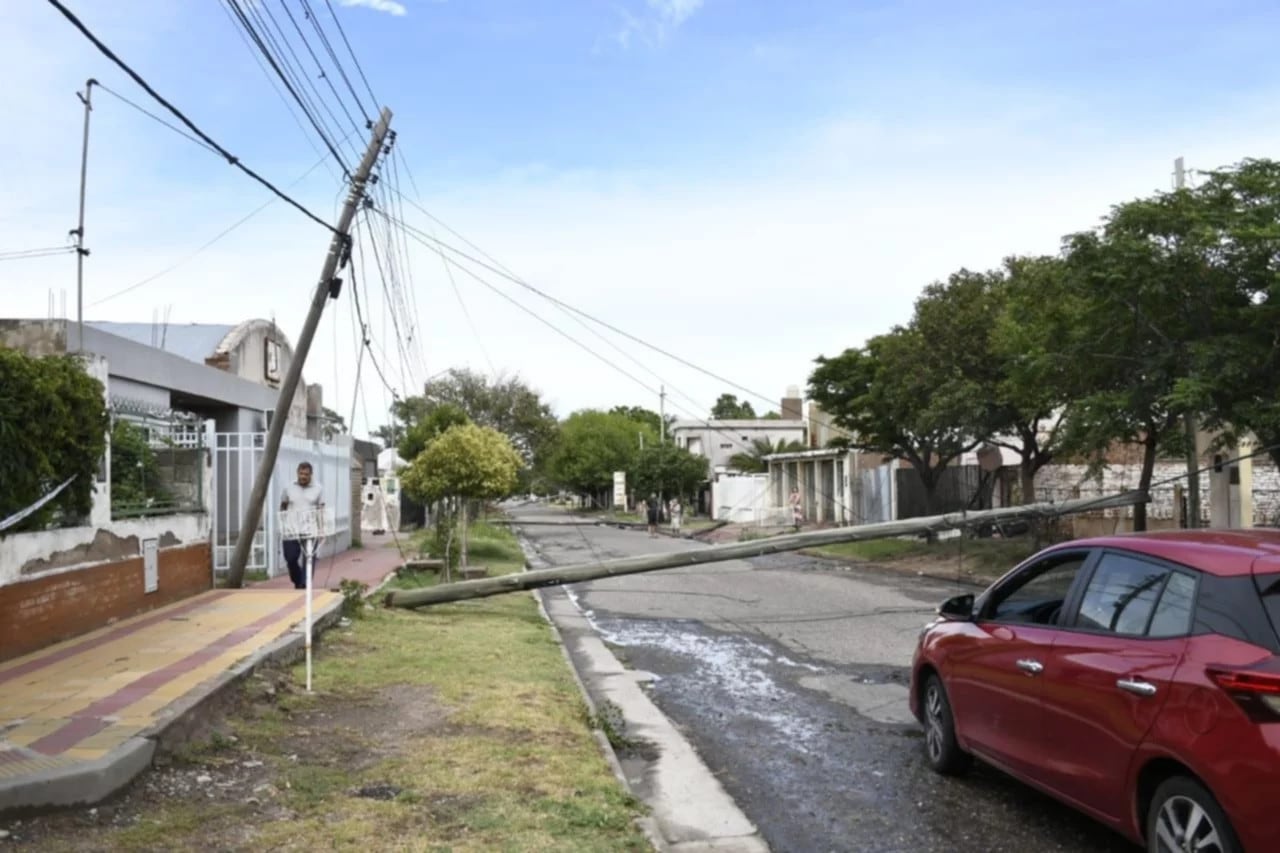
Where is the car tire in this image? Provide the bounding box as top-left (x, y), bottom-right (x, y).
top-left (921, 673), bottom-right (971, 776)
top-left (1146, 776), bottom-right (1241, 853)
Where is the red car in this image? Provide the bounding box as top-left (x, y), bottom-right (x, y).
top-left (909, 530), bottom-right (1280, 853)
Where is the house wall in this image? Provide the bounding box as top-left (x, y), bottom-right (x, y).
top-left (672, 420), bottom-right (808, 473)
top-left (219, 323), bottom-right (308, 437)
top-left (0, 540), bottom-right (211, 662)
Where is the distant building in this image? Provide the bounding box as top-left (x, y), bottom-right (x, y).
top-left (671, 386), bottom-right (809, 474)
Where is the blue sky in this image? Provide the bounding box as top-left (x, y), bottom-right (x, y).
top-left (4, 0), bottom-right (1279, 432)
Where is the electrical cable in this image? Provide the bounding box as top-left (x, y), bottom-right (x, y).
top-left (301, 0), bottom-right (374, 121)
top-left (95, 83), bottom-right (219, 155)
top-left (222, 0), bottom-right (353, 177)
top-left (91, 149), bottom-right (336, 306)
top-left (0, 246), bottom-right (76, 261)
top-left (46, 0), bottom-right (339, 234)
top-left (322, 0), bottom-right (381, 110)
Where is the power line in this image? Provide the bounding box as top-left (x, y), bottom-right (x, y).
top-left (0, 246), bottom-right (75, 261)
top-left (216, 0), bottom-right (343, 184)
top-left (321, 0), bottom-right (380, 109)
top-left (381, 209), bottom-right (863, 519)
top-left (46, 0), bottom-right (339, 235)
top-left (378, 194), bottom-right (778, 414)
top-left (222, 0), bottom-right (353, 176)
top-left (95, 83), bottom-right (219, 155)
top-left (242, 0), bottom-right (356, 157)
top-left (301, 0), bottom-right (374, 122)
top-left (90, 149), bottom-right (335, 306)
top-left (277, 0), bottom-right (364, 135)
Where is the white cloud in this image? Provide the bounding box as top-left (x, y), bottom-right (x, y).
top-left (614, 0), bottom-right (704, 48)
top-left (649, 0), bottom-right (703, 27)
top-left (339, 0), bottom-right (408, 17)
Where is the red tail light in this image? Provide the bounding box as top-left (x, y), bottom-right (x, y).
top-left (1208, 663), bottom-right (1280, 721)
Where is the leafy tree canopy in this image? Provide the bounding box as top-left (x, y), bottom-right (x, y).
top-left (547, 410), bottom-right (655, 494)
top-left (633, 443), bottom-right (708, 500)
top-left (0, 351), bottom-right (108, 532)
top-left (401, 423), bottom-right (521, 504)
top-left (711, 393), bottom-right (756, 420)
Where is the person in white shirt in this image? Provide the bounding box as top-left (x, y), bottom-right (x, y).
top-left (280, 462), bottom-right (324, 590)
top-left (669, 497), bottom-right (683, 534)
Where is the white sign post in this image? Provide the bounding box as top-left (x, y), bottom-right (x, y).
top-left (612, 471), bottom-right (627, 509)
top-left (278, 507), bottom-right (335, 693)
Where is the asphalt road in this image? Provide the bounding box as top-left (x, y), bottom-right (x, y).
top-left (514, 506), bottom-right (1139, 853)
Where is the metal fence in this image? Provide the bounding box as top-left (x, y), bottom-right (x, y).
top-left (895, 465), bottom-right (992, 520)
top-left (109, 398), bottom-right (206, 520)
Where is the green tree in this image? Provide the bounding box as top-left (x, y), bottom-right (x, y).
top-left (809, 326), bottom-right (981, 515)
top-left (398, 403), bottom-right (470, 462)
top-left (547, 410), bottom-right (655, 503)
top-left (711, 393), bottom-right (757, 420)
top-left (319, 407), bottom-right (347, 441)
top-left (401, 423), bottom-right (521, 569)
top-left (1055, 185), bottom-right (1230, 529)
top-left (609, 405), bottom-right (674, 437)
top-left (988, 256), bottom-right (1077, 502)
top-left (109, 420), bottom-right (169, 513)
top-left (0, 351), bottom-right (108, 531)
top-left (392, 369), bottom-right (557, 466)
top-left (728, 437), bottom-right (807, 474)
top-left (1175, 159), bottom-right (1280, 468)
top-left (633, 443), bottom-right (709, 502)
top-left (909, 259), bottom-right (1075, 504)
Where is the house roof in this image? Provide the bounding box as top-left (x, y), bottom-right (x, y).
top-left (87, 322), bottom-right (236, 365)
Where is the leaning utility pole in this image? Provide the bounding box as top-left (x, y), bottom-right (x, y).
top-left (72, 78), bottom-right (97, 353)
top-left (226, 108), bottom-right (393, 588)
top-left (1175, 156), bottom-right (1201, 529)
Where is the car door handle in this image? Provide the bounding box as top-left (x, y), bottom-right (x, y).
top-left (1016, 659), bottom-right (1043, 675)
top-left (1116, 677), bottom-right (1158, 697)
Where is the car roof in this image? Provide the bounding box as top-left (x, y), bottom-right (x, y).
top-left (1048, 529), bottom-right (1280, 577)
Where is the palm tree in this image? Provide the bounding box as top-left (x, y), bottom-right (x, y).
top-left (728, 437), bottom-right (807, 473)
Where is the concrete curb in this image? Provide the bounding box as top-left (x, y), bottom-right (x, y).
top-left (515, 529), bottom-right (770, 853)
top-left (0, 594), bottom-right (346, 814)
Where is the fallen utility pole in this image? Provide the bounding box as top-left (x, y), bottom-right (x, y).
top-left (385, 490), bottom-right (1148, 609)
top-left (226, 108), bottom-right (393, 588)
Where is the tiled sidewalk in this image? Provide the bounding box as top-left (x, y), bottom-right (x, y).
top-left (0, 588), bottom-right (340, 810)
top-left (254, 533), bottom-right (407, 591)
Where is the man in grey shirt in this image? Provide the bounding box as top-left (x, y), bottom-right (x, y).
top-left (280, 461), bottom-right (324, 590)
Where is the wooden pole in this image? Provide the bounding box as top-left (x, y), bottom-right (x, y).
top-left (385, 490), bottom-right (1147, 609)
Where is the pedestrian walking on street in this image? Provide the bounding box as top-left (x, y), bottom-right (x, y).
top-left (669, 497), bottom-right (683, 534)
top-left (281, 461), bottom-right (324, 590)
top-left (789, 485), bottom-right (803, 531)
top-left (646, 493), bottom-right (660, 537)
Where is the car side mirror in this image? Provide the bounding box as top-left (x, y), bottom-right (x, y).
top-left (937, 593), bottom-right (975, 621)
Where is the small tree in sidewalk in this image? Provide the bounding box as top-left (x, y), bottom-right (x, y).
top-left (401, 423), bottom-right (521, 577)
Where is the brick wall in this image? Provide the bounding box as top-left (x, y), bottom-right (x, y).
top-left (0, 542), bottom-right (211, 662)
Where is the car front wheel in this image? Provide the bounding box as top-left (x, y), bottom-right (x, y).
top-left (921, 673), bottom-right (971, 776)
top-left (1147, 776), bottom-right (1240, 853)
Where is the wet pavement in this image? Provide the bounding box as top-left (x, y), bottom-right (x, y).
top-left (515, 507), bottom-right (1138, 853)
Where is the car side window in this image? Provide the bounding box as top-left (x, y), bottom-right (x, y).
top-left (986, 554), bottom-right (1090, 626)
top-left (1147, 571), bottom-right (1197, 637)
top-left (1073, 552), bottom-right (1170, 635)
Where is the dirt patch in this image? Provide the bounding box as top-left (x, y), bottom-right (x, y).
top-left (1, 671), bottom-right (446, 850)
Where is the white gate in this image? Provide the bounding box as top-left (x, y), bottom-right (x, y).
top-left (212, 431), bottom-right (277, 576)
top-left (211, 431), bottom-right (353, 578)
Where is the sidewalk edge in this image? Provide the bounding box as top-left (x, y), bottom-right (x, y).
top-left (0, 595), bottom-right (345, 814)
